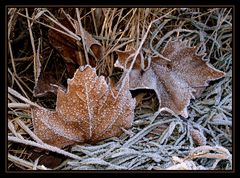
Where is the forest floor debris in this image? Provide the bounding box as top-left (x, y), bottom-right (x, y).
top-left (8, 8), bottom-right (232, 170)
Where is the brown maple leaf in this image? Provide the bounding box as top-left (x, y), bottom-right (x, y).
top-left (33, 72), bottom-right (60, 97)
top-left (32, 45), bottom-right (65, 97)
top-left (31, 65), bottom-right (135, 148)
top-left (115, 39), bottom-right (225, 118)
top-left (48, 12), bottom-right (103, 76)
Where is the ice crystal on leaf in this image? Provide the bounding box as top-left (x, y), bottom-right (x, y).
top-left (31, 65), bottom-right (135, 148)
top-left (115, 40), bottom-right (225, 118)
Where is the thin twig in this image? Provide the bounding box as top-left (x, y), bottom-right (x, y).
top-left (8, 87), bottom-right (40, 108)
top-left (8, 153), bottom-right (50, 170)
top-left (8, 136), bottom-right (82, 161)
top-left (76, 8), bottom-right (89, 65)
top-left (15, 118), bottom-right (44, 144)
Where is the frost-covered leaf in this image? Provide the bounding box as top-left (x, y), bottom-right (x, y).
top-left (31, 65), bottom-right (135, 148)
top-left (115, 39), bottom-right (225, 118)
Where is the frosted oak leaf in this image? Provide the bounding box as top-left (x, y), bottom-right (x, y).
top-left (31, 65), bottom-right (135, 148)
top-left (115, 39), bottom-right (225, 118)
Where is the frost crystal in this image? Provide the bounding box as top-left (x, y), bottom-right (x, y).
top-left (115, 39), bottom-right (225, 118)
top-left (31, 65), bottom-right (135, 148)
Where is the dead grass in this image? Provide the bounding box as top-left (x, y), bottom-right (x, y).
top-left (7, 8), bottom-right (232, 170)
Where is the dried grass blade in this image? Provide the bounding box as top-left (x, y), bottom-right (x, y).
top-left (8, 136), bottom-right (82, 161)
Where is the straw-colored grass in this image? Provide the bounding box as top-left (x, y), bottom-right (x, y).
top-left (8, 8), bottom-right (232, 170)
